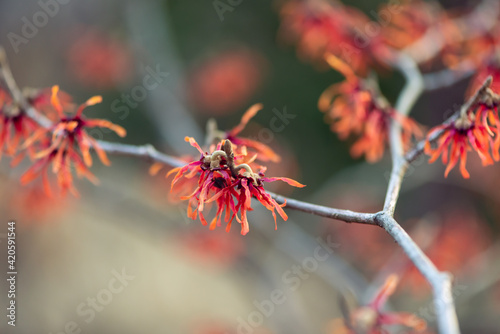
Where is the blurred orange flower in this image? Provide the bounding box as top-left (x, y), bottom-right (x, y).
top-left (319, 54), bottom-right (421, 162)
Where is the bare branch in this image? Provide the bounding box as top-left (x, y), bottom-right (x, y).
top-left (268, 192), bottom-right (376, 224)
top-left (384, 52), bottom-right (424, 215)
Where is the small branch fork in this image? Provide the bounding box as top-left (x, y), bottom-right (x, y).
top-left (0, 46), bottom-right (475, 333)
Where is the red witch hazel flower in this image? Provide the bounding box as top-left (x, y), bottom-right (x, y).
top-left (21, 85), bottom-right (126, 196)
top-left (330, 275), bottom-right (426, 333)
top-left (319, 54), bottom-right (422, 162)
top-left (168, 137), bottom-right (304, 235)
top-left (425, 79), bottom-right (500, 178)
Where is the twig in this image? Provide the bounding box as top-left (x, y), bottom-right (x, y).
top-left (422, 62), bottom-right (474, 91)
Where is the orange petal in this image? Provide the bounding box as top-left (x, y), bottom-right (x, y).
top-left (51, 85), bottom-right (64, 117)
top-left (149, 162), bottom-right (164, 176)
top-left (85, 119), bottom-right (126, 137)
top-left (324, 53), bottom-right (356, 80)
top-left (372, 274), bottom-right (399, 309)
top-left (76, 95), bottom-right (103, 117)
top-left (228, 103), bottom-right (264, 136)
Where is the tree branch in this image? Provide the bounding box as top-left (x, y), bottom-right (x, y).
top-left (384, 52), bottom-right (424, 215)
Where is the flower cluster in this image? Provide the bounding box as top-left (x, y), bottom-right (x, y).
top-left (278, 0), bottom-right (389, 75)
top-left (329, 275), bottom-right (426, 333)
top-left (425, 83), bottom-right (500, 178)
top-left (20, 85), bottom-right (126, 196)
top-left (169, 137), bottom-right (303, 235)
top-left (319, 54), bottom-right (421, 162)
top-left (157, 106), bottom-right (304, 235)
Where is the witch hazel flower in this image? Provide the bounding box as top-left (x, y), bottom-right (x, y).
top-left (319, 54), bottom-right (422, 162)
top-left (21, 85), bottom-right (126, 196)
top-left (425, 81), bottom-right (500, 178)
top-left (168, 137), bottom-right (304, 235)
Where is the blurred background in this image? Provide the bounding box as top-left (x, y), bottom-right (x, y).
top-left (0, 0), bottom-right (499, 333)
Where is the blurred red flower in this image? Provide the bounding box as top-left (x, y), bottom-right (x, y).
top-left (66, 28), bottom-right (134, 89)
top-left (188, 49), bottom-right (265, 115)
